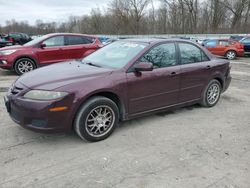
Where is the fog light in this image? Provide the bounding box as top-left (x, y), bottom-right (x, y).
top-left (2, 60), bottom-right (7, 65)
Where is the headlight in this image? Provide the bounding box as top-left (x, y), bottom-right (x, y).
top-left (24, 90), bottom-right (68, 100)
top-left (0, 50), bottom-right (17, 55)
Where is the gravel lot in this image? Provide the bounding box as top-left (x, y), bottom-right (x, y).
top-left (0, 58), bottom-right (250, 188)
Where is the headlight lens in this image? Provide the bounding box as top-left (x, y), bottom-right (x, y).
top-left (0, 50), bottom-right (17, 55)
top-left (24, 90), bottom-right (68, 100)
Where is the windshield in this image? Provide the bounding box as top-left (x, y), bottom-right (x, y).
top-left (82, 41), bottom-right (148, 69)
top-left (23, 35), bottom-right (48, 46)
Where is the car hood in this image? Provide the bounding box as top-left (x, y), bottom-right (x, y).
top-left (17, 61), bottom-right (113, 90)
top-left (0, 45), bottom-right (29, 51)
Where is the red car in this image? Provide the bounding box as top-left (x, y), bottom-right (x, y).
top-left (203, 39), bottom-right (244, 60)
top-left (4, 39), bottom-right (231, 142)
top-left (0, 33), bottom-right (102, 75)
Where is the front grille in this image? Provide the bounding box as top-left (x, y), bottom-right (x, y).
top-left (11, 85), bottom-right (23, 95)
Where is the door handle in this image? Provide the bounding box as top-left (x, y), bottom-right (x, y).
top-left (206, 65), bottom-right (211, 70)
top-left (170, 72), bottom-right (177, 77)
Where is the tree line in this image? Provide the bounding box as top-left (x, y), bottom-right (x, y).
top-left (1, 0), bottom-right (250, 35)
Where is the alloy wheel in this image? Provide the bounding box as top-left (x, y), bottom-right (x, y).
top-left (17, 60), bottom-right (34, 74)
top-left (207, 83), bottom-right (220, 105)
top-left (85, 105), bottom-right (115, 137)
top-left (226, 51), bottom-right (236, 60)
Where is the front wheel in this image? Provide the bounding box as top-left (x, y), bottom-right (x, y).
top-left (201, 79), bottom-right (221, 107)
top-left (74, 96), bottom-right (119, 142)
top-left (226, 50), bottom-right (236, 60)
top-left (14, 58), bottom-right (36, 75)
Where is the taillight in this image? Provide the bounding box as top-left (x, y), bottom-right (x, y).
top-left (9, 38), bottom-right (14, 42)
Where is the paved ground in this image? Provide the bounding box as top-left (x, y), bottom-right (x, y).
top-left (0, 58), bottom-right (250, 188)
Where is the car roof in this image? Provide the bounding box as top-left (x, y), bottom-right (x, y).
top-left (122, 38), bottom-right (194, 44)
top-left (46, 33), bottom-right (97, 38)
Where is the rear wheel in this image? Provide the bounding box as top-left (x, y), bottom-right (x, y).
top-left (74, 96), bottom-right (119, 142)
top-left (14, 58), bottom-right (36, 75)
top-left (226, 50), bottom-right (236, 60)
top-left (201, 79), bottom-right (221, 107)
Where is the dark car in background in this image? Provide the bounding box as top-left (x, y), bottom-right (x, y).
top-left (0, 34), bottom-right (14, 48)
top-left (203, 39), bottom-right (244, 59)
top-left (8, 32), bottom-right (32, 45)
top-left (0, 33), bottom-right (102, 75)
top-left (4, 39), bottom-right (231, 142)
top-left (240, 37), bottom-right (250, 55)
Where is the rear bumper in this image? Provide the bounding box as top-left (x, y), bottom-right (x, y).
top-left (223, 75), bottom-right (231, 93)
top-left (237, 50), bottom-right (245, 57)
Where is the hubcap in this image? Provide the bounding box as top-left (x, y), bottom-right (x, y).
top-left (227, 51), bottom-right (235, 59)
top-left (85, 105), bottom-right (115, 137)
top-left (207, 83), bottom-right (220, 105)
top-left (17, 60), bottom-right (34, 74)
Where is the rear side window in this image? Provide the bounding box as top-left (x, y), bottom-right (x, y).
top-left (139, 43), bottom-right (177, 68)
top-left (66, 36), bottom-right (93, 45)
top-left (219, 41), bottom-right (229, 46)
top-left (179, 43), bottom-right (209, 64)
top-left (204, 40), bottom-right (217, 48)
top-left (43, 36), bottom-right (64, 47)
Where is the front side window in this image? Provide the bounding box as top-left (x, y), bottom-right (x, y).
top-left (179, 43), bottom-right (209, 64)
top-left (43, 36), bottom-right (64, 47)
top-left (139, 43), bottom-right (177, 68)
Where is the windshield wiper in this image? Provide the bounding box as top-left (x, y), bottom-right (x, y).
top-left (85, 62), bottom-right (102, 68)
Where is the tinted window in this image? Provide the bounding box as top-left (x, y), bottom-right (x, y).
top-left (67, 36), bottom-right (92, 45)
top-left (204, 40), bottom-right (217, 48)
top-left (179, 43), bottom-right (209, 64)
top-left (139, 43), bottom-right (177, 68)
top-left (43, 36), bottom-right (64, 47)
top-left (219, 40), bottom-right (229, 46)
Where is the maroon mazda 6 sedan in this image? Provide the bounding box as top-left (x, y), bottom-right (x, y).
top-left (4, 39), bottom-right (231, 142)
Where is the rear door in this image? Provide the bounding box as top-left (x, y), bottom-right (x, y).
top-left (64, 36), bottom-right (98, 60)
top-left (126, 42), bottom-right (180, 114)
top-left (178, 42), bottom-right (212, 102)
top-left (37, 36), bottom-right (65, 65)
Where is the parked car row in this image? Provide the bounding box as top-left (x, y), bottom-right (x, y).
top-left (201, 35), bottom-right (250, 60)
top-left (0, 32), bottom-right (32, 48)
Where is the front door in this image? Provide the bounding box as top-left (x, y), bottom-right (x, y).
top-left (37, 36), bottom-right (65, 65)
top-left (126, 42), bottom-right (180, 115)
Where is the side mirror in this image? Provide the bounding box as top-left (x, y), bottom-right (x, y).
top-left (40, 43), bottom-right (46, 48)
top-left (134, 62), bottom-right (153, 72)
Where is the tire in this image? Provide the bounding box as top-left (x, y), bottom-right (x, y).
top-left (14, 58), bottom-right (36, 75)
top-left (200, 79), bottom-right (221, 107)
top-left (74, 96), bottom-right (119, 142)
top-left (225, 50), bottom-right (236, 60)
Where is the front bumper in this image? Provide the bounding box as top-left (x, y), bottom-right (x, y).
top-left (4, 83), bottom-right (75, 133)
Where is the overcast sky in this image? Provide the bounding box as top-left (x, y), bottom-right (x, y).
top-left (0, 0), bottom-right (110, 25)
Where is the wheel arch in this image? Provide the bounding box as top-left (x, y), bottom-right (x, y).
top-left (13, 56), bottom-right (38, 69)
top-left (72, 90), bottom-right (126, 130)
